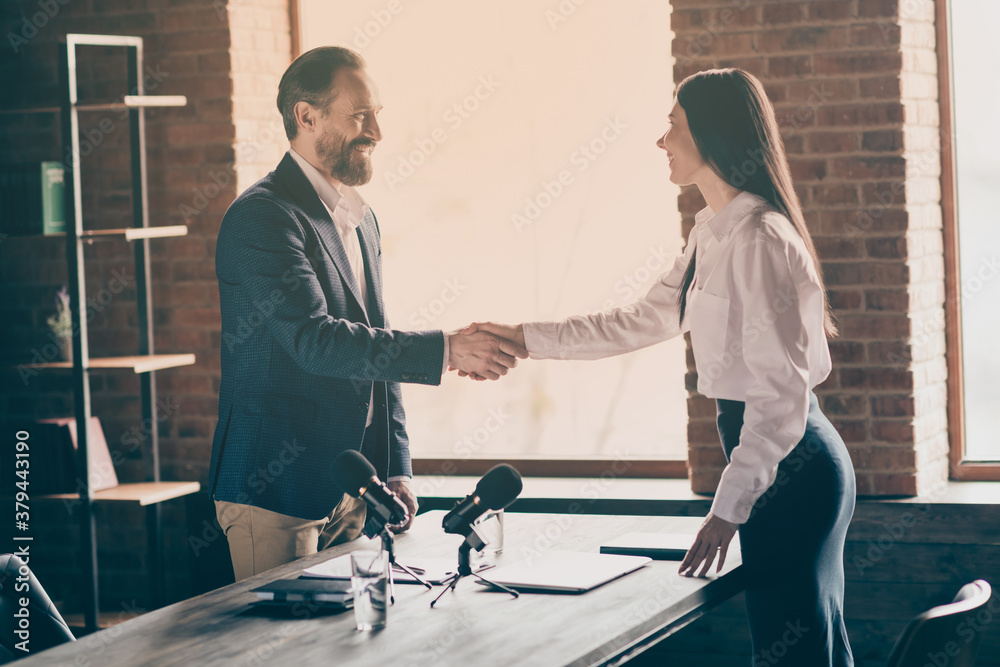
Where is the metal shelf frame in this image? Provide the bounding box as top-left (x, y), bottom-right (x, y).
top-left (56, 33), bottom-right (191, 634)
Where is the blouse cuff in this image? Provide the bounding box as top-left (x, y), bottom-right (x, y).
top-left (523, 321), bottom-right (562, 359)
top-left (709, 485), bottom-right (756, 525)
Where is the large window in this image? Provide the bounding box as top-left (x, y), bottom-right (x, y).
top-left (940, 0), bottom-right (1000, 474)
top-left (297, 2), bottom-right (687, 468)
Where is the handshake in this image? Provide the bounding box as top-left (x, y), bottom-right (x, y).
top-left (446, 322), bottom-right (526, 381)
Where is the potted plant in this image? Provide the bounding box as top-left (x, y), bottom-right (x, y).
top-left (47, 285), bottom-right (73, 362)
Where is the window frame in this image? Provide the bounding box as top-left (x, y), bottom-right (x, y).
top-left (289, 0), bottom-right (302, 59)
top-left (413, 459), bottom-right (687, 479)
top-left (937, 0), bottom-right (1000, 479)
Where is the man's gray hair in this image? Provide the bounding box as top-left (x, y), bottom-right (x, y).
top-left (277, 46), bottom-right (366, 141)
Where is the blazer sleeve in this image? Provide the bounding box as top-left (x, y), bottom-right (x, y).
top-left (386, 376), bottom-right (412, 479)
top-left (522, 237), bottom-right (695, 360)
top-left (217, 196), bottom-right (445, 385)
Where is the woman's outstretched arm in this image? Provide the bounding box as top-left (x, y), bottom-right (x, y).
top-left (468, 237), bottom-right (696, 362)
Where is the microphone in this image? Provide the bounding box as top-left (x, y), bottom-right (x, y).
top-left (332, 450), bottom-right (409, 529)
top-left (442, 464), bottom-right (522, 535)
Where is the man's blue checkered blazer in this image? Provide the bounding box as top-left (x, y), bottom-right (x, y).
top-left (208, 152), bottom-right (445, 520)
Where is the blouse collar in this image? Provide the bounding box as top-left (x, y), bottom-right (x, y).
top-left (696, 191), bottom-right (770, 240)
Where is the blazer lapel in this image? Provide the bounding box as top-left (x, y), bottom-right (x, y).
top-left (358, 209), bottom-right (385, 328)
top-left (312, 217), bottom-right (369, 325)
top-left (275, 154), bottom-right (369, 324)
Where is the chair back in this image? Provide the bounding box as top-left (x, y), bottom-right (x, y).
top-left (0, 554), bottom-right (75, 664)
top-left (885, 579), bottom-right (993, 667)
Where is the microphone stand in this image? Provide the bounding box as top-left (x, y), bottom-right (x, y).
top-left (430, 530), bottom-right (519, 608)
top-left (379, 524), bottom-right (432, 604)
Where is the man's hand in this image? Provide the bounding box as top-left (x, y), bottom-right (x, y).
top-left (462, 322), bottom-right (526, 349)
top-left (447, 328), bottom-right (528, 381)
top-left (387, 479), bottom-right (418, 533)
top-left (451, 322), bottom-right (526, 381)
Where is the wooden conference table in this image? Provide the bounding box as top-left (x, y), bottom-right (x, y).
top-left (27, 512), bottom-right (745, 666)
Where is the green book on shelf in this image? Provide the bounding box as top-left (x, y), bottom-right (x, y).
top-left (40, 161), bottom-right (66, 234)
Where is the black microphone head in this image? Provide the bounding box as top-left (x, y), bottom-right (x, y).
top-left (332, 450), bottom-right (377, 497)
top-left (475, 464), bottom-right (523, 510)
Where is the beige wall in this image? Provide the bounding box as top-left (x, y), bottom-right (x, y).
top-left (300, 0), bottom-right (689, 460)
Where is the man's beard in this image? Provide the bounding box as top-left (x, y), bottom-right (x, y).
top-left (317, 128), bottom-right (374, 187)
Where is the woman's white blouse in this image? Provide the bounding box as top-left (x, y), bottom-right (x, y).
top-left (523, 191), bottom-right (832, 525)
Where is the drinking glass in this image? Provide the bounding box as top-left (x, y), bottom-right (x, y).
top-left (350, 549), bottom-right (388, 631)
top-left (471, 509), bottom-right (504, 566)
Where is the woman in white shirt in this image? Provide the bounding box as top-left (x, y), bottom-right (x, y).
top-left (465, 69), bottom-right (855, 666)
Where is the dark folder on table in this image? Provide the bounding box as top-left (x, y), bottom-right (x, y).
top-left (599, 532), bottom-right (696, 560)
top-left (250, 578), bottom-right (353, 609)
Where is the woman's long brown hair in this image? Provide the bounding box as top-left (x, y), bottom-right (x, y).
top-left (675, 68), bottom-right (837, 338)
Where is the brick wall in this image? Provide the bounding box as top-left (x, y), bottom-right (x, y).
top-left (227, 0), bottom-right (291, 191)
top-left (672, 0), bottom-right (950, 498)
top-left (0, 0), bottom-right (290, 612)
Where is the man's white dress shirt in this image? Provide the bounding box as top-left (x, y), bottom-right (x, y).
top-left (290, 149), bottom-right (427, 482)
top-left (523, 191), bottom-right (832, 524)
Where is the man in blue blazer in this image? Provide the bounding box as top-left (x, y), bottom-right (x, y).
top-left (209, 46), bottom-right (524, 580)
